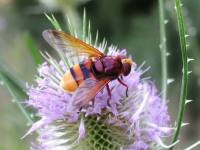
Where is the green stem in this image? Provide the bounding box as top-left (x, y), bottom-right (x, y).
top-left (170, 0), bottom-right (189, 149)
top-left (24, 32), bottom-right (42, 66)
top-left (158, 0), bottom-right (168, 102)
top-left (0, 73), bottom-right (33, 125)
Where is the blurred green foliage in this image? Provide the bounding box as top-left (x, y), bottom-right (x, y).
top-left (0, 0), bottom-right (200, 149)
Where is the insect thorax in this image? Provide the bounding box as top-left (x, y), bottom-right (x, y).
top-left (91, 56), bottom-right (122, 79)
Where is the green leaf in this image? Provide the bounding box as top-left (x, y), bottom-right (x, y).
top-left (0, 62), bottom-right (33, 125)
top-left (170, 0), bottom-right (189, 149)
top-left (24, 32), bottom-right (42, 66)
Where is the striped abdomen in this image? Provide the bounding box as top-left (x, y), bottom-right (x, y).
top-left (60, 59), bottom-right (95, 92)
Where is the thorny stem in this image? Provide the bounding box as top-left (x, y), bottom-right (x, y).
top-left (158, 0), bottom-right (168, 102)
top-left (170, 0), bottom-right (189, 149)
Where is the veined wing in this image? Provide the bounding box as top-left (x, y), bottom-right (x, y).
top-left (71, 78), bottom-right (110, 108)
top-left (42, 29), bottom-right (104, 58)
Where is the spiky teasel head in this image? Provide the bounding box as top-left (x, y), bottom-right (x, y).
top-left (26, 13), bottom-right (175, 150)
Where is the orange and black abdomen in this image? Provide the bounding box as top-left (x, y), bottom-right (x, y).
top-left (60, 59), bottom-right (95, 92)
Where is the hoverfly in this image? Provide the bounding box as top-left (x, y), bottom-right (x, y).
top-left (42, 30), bottom-right (133, 108)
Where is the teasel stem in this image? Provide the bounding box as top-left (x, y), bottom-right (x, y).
top-left (170, 0), bottom-right (189, 149)
top-left (158, 0), bottom-right (168, 102)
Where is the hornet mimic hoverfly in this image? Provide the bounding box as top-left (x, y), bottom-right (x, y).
top-left (42, 30), bottom-right (133, 108)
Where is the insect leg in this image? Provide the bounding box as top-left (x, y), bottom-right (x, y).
top-left (106, 84), bottom-right (111, 107)
top-left (106, 84), bottom-right (111, 99)
top-left (117, 78), bottom-right (128, 97)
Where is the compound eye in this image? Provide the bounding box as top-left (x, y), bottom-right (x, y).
top-left (123, 63), bottom-right (131, 76)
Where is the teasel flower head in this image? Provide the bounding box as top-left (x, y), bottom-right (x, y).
top-left (26, 14), bottom-right (175, 150)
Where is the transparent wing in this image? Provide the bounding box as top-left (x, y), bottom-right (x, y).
top-left (42, 29), bottom-right (104, 58)
top-left (71, 78), bottom-right (110, 107)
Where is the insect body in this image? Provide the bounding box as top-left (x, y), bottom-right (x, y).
top-left (60, 59), bottom-right (95, 92)
top-left (42, 30), bottom-right (133, 107)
